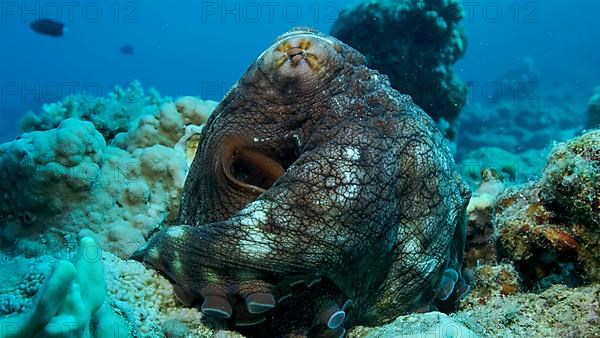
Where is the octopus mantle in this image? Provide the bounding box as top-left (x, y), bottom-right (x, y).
top-left (133, 28), bottom-right (470, 337)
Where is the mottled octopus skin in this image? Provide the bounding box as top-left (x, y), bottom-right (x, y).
top-left (134, 28), bottom-right (470, 337)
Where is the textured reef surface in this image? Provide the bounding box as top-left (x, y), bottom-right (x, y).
top-left (331, 0), bottom-right (467, 140)
top-left (0, 84), bottom-right (217, 337)
top-left (1, 15), bottom-right (600, 338)
top-left (0, 81), bottom-right (599, 337)
top-left (133, 27), bottom-right (470, 337)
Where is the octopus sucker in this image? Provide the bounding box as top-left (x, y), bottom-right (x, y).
top-left (133, 27), bottom-right (470, 337)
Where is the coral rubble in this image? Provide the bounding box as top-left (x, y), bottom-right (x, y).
top-left (457, 283), bottom-right (600, 337)
top-left (349, 311), bottom-right (478, 338)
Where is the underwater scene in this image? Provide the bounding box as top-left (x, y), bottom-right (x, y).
top-left (0, 0), bottom-right (599, 337)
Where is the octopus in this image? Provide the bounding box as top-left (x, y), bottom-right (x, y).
top-left (133, 28), bottom-right (471, 337)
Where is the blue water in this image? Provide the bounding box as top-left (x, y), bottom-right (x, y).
top-left (1, 0), bottom-right (599, 141)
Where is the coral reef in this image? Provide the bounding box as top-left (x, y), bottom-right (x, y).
top-left (331, 0), bottom-right (467, 139)
top-left (20, 82), bottom-right (164, 141)
top-left (0, 118), bottom-right (187, 258)
top-left (586, 87), bottom-right (600, 129)
top-left (134, 27), bottom-right (470, 337)
top-left (0, 83), bottom-right (219, 338)
top-left (457, 283), bottom-right (600, 337)
top-left (0, 237), bottom-right (133, 338)
top-left (349, 311), bottom-right (478, 338)
top-left (460, 263), bottom-right (520, 306)
top-left (457, 88), bottom-right (585, 158)
top-left (0, 86), bottom-right (216, 259)
top-left (458, 147), bottom-right (544, 188)
top-left (540, 130), bottom-right (600, 229)
top-left (492, 130), bottom-right (600, 288)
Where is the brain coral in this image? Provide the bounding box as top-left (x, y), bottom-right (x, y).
top-left (331, 0), bottom-right (468, 139)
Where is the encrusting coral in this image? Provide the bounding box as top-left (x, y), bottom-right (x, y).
top-left (0, 84), bottom-right (217, 337)
top-left (465, 130), bottom-right (600, 289)
top-left (0, 85), bottom-right (217, 259)
top-left (331, 0), bottom-right (468, 139)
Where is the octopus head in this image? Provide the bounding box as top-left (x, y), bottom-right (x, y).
top-left (257, 27), bottom-right (346, 95)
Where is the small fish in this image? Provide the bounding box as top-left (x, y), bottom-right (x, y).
top-left (120, 45), bottom-right (135, 56)
top-left (30, 19), bottom-right (64, 37)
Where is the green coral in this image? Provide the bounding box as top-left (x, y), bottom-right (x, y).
top-left (0, 237), bottom-right (132, 338)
